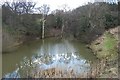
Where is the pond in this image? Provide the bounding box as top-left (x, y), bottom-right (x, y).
top-left (2, 38), bottom-right (98, 78)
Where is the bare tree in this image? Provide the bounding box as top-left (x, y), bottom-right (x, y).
top-left (4, 1), bottom-right (20, 14)
top-left (36, 4), bottom-right (50, 39)
top-left (60, 4), bottom-right (70, 38)
top-left (4, 0), bottom-right (36, 14)
top-left (20, 1), bottom-right (36, 14)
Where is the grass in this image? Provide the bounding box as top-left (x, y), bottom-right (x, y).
top-left (91, 31), bottom-right (118, 60)
top-left (90, 30), bottom-right (118, 78)
top-left (104, 32), bottom-right (116, 50)
top-left (102, 32), bottom-right (117, 59)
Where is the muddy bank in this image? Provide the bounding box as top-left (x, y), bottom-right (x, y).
top-left (2, 28), bottom-right (63, 53)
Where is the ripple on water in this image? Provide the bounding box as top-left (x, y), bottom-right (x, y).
top-left (3, 40), bottom-right (93, 78)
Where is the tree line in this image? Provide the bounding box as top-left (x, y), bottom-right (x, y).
top-left (2, 1), bottom-right (119, 43)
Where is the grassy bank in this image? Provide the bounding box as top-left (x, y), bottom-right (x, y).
top-left (90, 27), bottom-right (119, 78)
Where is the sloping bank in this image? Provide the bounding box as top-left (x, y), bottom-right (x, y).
top-left (2, 28), bottom-right (61, 53)
top-left (89, 26), bottom-right (119, 78)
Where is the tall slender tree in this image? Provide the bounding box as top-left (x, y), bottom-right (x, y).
top-left (37, 4), bottom-right (50, 39)
top-left (60, 4), bottom-right (69, 38)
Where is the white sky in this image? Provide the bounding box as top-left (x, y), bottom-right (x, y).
top-left (34, 0), bottom-right (93, 11)
top-left (1, 0), bottom-right (118, 11)
top-left (1, 0), bottom-right (94, 12)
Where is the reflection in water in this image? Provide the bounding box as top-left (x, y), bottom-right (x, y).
top-left (4, 68), bottom-right (20, 78)
top-left (3, 39), bottom-right (94, 78)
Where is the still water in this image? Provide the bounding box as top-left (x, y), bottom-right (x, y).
top-left (2, 38), bottom-right (97, 78)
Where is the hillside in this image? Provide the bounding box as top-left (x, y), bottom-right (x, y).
top-left (90, 26), bottom-right (119, 78)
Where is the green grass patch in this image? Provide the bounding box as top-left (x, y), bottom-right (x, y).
top-left (104, 32), bottom-right (116, 50)
top-left (91, 31), bottom-right (118, 60)
top-left (100, 32), bottom-right (117, 59)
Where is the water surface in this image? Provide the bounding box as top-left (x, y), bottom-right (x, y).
top-left (2, 38), bottom-right (97, 78)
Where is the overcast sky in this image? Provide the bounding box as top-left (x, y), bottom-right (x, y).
top-left (1, 0), bottom-right (94, 11)
top-left (35, 0), bottom-right (117, 12)
top-left (34, 0), bottom-right (93, 11)
top-left (1, 0), bottom-right (118, 11)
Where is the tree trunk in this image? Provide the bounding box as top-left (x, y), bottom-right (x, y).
top-left (61, 18), bottom-right (65, 38)
top-left (42, 20), bottom-right (45, 39)
top-left (42, 13), bottom-right (45, 39)
top-left (61, 23), bottom-right (64, 38)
